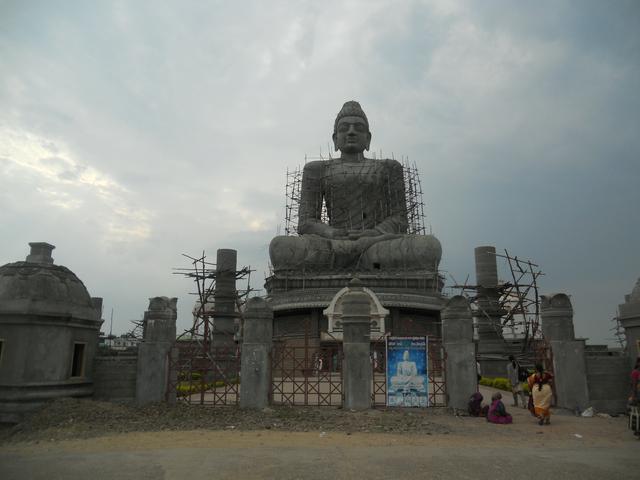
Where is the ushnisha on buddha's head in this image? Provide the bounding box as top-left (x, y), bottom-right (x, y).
top-left (332, 101), bottom-right (372, 157)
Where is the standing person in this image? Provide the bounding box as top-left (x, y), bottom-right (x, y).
top-left (506, 355), bottom-right (527, 408)
top-left (630, 358), bottom-right (640, 438)
top-left (630, 357), bottom-right (640, 405)
top-left (487, 392), bottom-right (513, 424)
top-left (528, 364), bottom-right (554, 426)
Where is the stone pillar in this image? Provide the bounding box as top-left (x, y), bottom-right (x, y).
top-left (442, 296), bottom-right (477, 410)
top-left (26, 242), bottom-right (55, 264)
top-left (619, 278), bottom-right (640, 368)
top-left (136, 297), bottom-right (177, 404)
top-left (474, 246), bottom-right (503, 341)
top-left (213, 249), bottom-right (237, 347)
top-left (240, 298), bottom-right (273, 409)
top-left (91, 297), bottom-right (103, 319)
top-left (541, 293), bottom-right (589, 411)
top-left (341, 279), bottom-right (372, 410)
top-left (541, 293), bottom-right (575, 341)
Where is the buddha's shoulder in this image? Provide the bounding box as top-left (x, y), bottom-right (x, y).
top-left (302, 158), bottom-right (403, 171)
top-left (302, 160), bottom-right (326, 173)
top-left (377, 158), bottom-right (403, 170)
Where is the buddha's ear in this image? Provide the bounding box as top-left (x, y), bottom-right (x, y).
top-left (365, 132), bottom-right (372, 151)
top-left (332, 132), bottom-right (338, 152)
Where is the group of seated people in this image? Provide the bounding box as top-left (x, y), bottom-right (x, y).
top-left (468, 391), bottom-right (513, 424)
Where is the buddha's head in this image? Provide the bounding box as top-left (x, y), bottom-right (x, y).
top-left (333, 101), bottom-right (371, 155)
top-left (403, 350), bottom-right (410, 361)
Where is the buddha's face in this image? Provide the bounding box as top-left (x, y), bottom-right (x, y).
top-left (403, 350), bottom-right (409, 361)
top-left (333, 115), bottom-right (371, 155)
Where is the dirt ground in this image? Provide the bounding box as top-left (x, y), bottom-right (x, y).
top-left (1, 386), bottom-right (638, 480)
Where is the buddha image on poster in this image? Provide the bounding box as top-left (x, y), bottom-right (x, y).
top-left (386, 336), bottom-right (428, 407)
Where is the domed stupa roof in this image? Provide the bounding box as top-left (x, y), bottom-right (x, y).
top-left (0, 242), bottom-right (99, 320)
top-left (628, 278), bottom-right (640, 304)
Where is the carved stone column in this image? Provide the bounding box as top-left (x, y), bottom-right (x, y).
top-left (541, 293), bottom-right (589, 411)
top-left (136, 297), bottom-right (177, 404)
top-left (213, 249), bottom-right (238, 346)
top-left (341, 279), bottom-right (372, 410)
top-left (474, 246), bottom-right (502, 341)
top-left (442, 296), bottom-right (476, 410)
top-left (240, 298), bottom-right (273, 409)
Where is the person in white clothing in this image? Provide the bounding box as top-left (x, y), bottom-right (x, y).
top-left (506, 355), bottom-right (527, 408)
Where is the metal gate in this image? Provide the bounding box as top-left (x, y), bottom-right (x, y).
top-left (270, 339), bottom-right (343, 406)
top-left (165, 250), bottom-right (251, 406)
top-left (167, 338), bottom-right (241, 405)
top-left (271, 335), bottom-right (447, 408)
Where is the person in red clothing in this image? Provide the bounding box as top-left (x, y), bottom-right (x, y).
top-left (630, 357), bottom-right (640, 405)
top-left (528, 364), bottom-right (553, 425)
top-left (629, 358), bottom-right (640, 438)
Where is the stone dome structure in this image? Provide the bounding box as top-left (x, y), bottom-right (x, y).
top-left (0, 243), bottom-right (103, 422)
top-left (627, 278), bottom-right (640, 304)
top-left (0, 243), bottom-right (99, 320)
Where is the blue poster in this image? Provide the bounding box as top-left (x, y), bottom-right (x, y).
top-left (386, 336), bottom-right (429, 407)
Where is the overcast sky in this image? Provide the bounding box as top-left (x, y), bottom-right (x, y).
top-left (1, 0), bottom-right (638, 344)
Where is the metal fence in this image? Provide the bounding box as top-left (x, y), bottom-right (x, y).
top-left (270, 341), bottom-right (343, 406)
top-left (167, 340), bottom-right (241, 406)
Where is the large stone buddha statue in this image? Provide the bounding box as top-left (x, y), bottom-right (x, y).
top-left (269, 101), bottom-right (441, 273)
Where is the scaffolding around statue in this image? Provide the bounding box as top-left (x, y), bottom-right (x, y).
top-left (282, 156), bottom-right (427, 239)
top-left (267, 155), bottom-right (445, 350)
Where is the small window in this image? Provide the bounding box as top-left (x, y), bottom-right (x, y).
top-left (71, 343), bottom-right (86, 377)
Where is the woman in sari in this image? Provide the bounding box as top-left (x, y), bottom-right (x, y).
top-left (487, 392), bottom-right (513, 424)
top-left (630, 357), bottom-right (640, 406)
top-left (528, 363), bottom-right (553, 425)
top-left (629, 358), bottom-right (640, 437)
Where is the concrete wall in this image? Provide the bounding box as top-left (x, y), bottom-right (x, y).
top-left (93, 354), bottom-right (138, 402)
top-left (0, 315), bottom-right (100, 421)
top-left (585, 355), bottom-right (629, 414)
top-left (550, 340), bottom-right (590, 411)
top-left (0, 315), bottom-right (99, 384)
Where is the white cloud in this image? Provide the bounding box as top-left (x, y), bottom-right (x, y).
top-left (0, 128), bottom-right (152, 245)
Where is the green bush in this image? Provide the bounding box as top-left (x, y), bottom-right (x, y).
top-left (479, 376), bottom-right (528, 394)
top-left (479, 377), bottom-right (494, 387)
top-left (175, 378), bottom-right (240, 396)
top-left (492, 377), bottom-right (511, 391)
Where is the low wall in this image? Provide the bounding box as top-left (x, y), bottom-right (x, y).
top-left (585, 355), bottom-right (628, 414)
top-left (93, 353), bottom-right (138, 402)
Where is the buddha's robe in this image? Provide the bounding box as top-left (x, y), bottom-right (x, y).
top-left (269, 158), bottom-right (441, 272)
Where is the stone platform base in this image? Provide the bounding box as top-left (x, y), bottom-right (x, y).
top-left (0, 381), bottom-right (94, 423)
top-left (265, 272), bottom-right (446, 341)
top-left (265, 272), bottom-right (444, 312)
